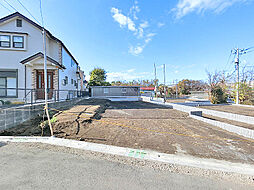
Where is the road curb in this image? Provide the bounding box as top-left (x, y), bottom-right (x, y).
top-left (1, 136), bottom-right (254, 176)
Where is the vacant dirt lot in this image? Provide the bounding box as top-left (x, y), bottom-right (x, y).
top-left (199, 105), bottom-right (254, 117)
top-left (51, 99), bottom-right (254, 165)
top-left (2, 99), bottom-right (254, 165)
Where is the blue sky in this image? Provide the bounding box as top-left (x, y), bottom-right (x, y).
top-left (1, 0), bottom-right (254, 84)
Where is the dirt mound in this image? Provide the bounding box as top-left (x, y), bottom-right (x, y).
top-left (53, 105), bottom-right (101, 138)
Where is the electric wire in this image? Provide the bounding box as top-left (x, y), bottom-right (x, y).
top-left (16, 0), bottom-right (41, 25)
top-left (224, 50), bottom-right (233, 71)
top-left (3, 0), bottom-right (18, 12)
top-left (0, 1), bottom-right (11, 12)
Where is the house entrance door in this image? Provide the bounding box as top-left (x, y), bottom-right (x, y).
top-left (36, 70), bottom-right (54, 100)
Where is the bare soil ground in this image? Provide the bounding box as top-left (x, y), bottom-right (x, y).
top-left (203, 114), bottom-right (254, 130)
top-left (200, 105), bottom-right (254, 117)
top-left (2, 99), bottom-right (254, 165)
top-left (52, 99), bottom-right (254, 165)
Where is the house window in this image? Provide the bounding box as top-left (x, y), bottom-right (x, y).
top-left (122, 88), bottom-right (127, 94)
top-left (16, 19), bottom-right (22, 27)
top-left (103, 88), bottom-right (109, 94)
top-left (0, 70), bottom-right (18, 97)
top-left (71, 79), bottom-right (73, 84)
top-left (0, 35), bottom-right (10, 47)
top-left (13, 36), bottom-right (24, 48)
top-left (65, 76), bottom-right (68, 84)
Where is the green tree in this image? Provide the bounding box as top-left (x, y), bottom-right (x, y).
top-left (88, 68), bottom-right (111, 86)
top-left (210, 86), bottom-right (228, 104)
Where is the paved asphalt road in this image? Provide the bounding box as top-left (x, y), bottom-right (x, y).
top-left (0, 142), bottom-right (253, 190)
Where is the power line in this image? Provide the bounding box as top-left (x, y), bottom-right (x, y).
top-left (16, 0), bottom-right (41, 25)
top-left (244, 46), bottom-right (254, 51)
top-left (3, 0), bottom-right (18, 12)
top-left (224, 50), bottom-right (233, 71)
top-left (0, 1), bottom-right (12, 12)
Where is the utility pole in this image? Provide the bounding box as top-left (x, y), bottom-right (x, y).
top-left (231, 46), bottom-right (254, 105)
top-left (163, 64), bottom-right (166, 103)
top-left (175, 79), bottom-right (178, 99)
top-left (235, 48), bottom-right (240, 105)
top-left (154, 63), bottom-right (157, 97)
top-left (42, 28), bottom-right (53, 136)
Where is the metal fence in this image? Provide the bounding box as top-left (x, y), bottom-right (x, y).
top-left (0, 88), bottom-right (89, 106)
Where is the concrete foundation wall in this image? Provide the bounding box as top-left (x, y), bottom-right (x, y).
top-left (0, 98), bottom-right (85, 131)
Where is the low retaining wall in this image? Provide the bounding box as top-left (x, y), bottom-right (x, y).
top-left (0, 98), bottom-right (86, 131)
top-left (190, 115), bottom-right (254, 140)
top-left (141, 97), bottom-right (254, 140)
top-left (142, 97), bottom-right (254, 125)
top-left (198, 108), bottom-right (254, 125)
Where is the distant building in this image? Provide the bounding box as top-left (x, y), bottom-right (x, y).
top-left (90, 86), bottom-right (140, 100)
top-left (140, 87), bottom-right (155, 97)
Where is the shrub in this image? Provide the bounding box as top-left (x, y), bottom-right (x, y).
top-left (209, 86), bottom-right (228, 104)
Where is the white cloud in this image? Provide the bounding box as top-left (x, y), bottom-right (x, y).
top-left (129, 45), bottom-right (145, 56)
top-left (127, 68), bottom-right (136, 73)
top-left (111, 7), bottom-right (137, 31)
top-left (130, 0), bottom-right (140, 20)
top-left (146, 33), bottom-right (156, 38)
top-left (157, 22), bottom-right (165, 28)
top-left (140, 21), bottom-right (149, 28)
top-left (173, 0), bottom-right (246, 19)
top-left (137, 21), bottom-right (149, 38)
top-left (145, 33), bottom-right (156, 44)
top-left (111, 1), bottom-right (159, 56)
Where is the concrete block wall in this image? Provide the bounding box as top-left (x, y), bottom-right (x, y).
top-left (0, 98), bottom-right (85, 131)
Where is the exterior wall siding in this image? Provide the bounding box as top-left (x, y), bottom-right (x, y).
top-left (0, 18), bottom-right (43, 101)
top-left (0, 14), bottom-right (82, 103)
top-left (59, 47), bottom-right (80, 100)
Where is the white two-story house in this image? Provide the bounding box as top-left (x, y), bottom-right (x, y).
top-left (0, 12), bottom-right (85, 103)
